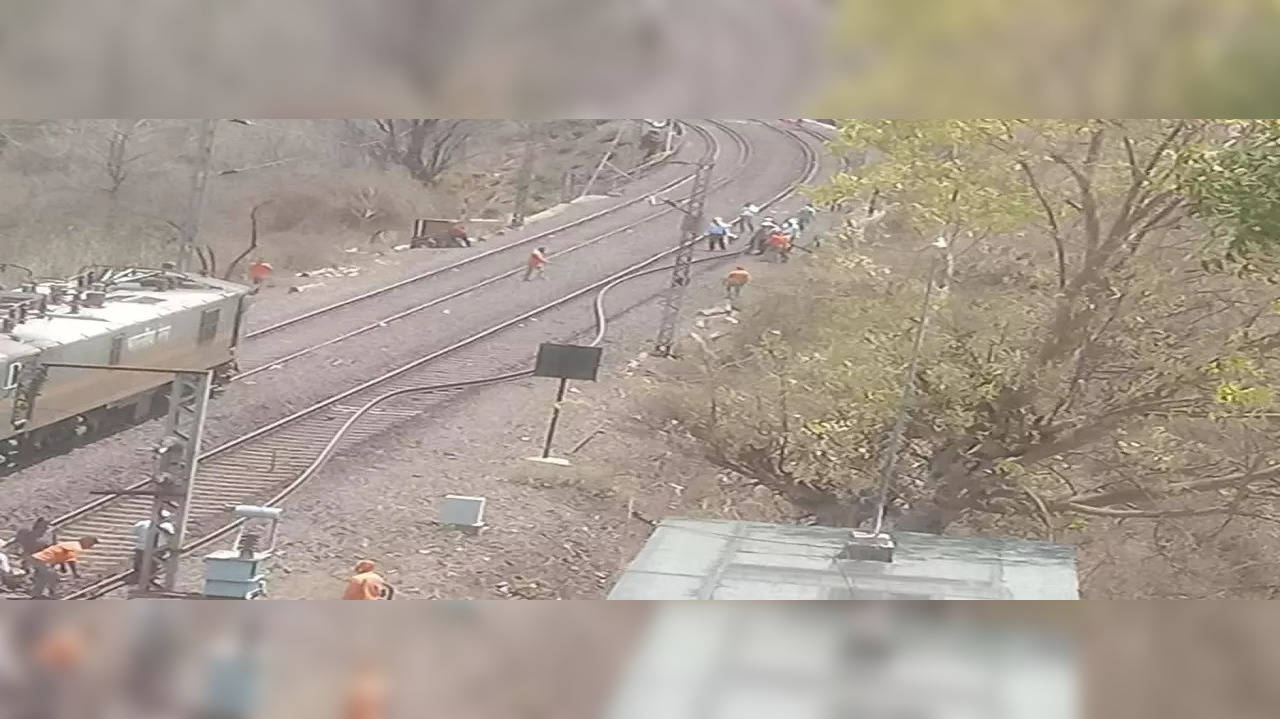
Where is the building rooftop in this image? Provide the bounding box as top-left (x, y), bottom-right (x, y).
top-left (607, 518), bottom-right (1079, 600)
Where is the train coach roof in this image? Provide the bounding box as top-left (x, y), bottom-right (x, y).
top-left (3, 273), bottom-right (248, 351)
top-left (0, 335), bottom-right (38, 363)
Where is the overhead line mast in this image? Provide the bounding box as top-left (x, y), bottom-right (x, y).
top-left (653, 159), bottom-right (714, 357)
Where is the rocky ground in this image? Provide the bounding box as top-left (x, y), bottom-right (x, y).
top-left (222, 131), bottom-right (832, 600)
top-left (247, 253), bottom-right (807, 600)
top-left (3, 121), bottom-right (833, 602)
top-left (0, 123), bottom-right (717, 525)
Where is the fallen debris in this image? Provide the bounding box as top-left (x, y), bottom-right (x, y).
top-left (298, 265), bottom-right (362, 279)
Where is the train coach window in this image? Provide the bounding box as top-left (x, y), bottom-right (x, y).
top-left (110, 336), bottom-right (124, 365)
top-left (198, 309), bottom-right (220, 344)
top-left (4, 362), bottom-right (21, 390)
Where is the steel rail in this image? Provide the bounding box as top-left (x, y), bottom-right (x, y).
top-left (57, 122), bottom-right (820, 600)
top-left (242, 124), bottom-right (700, 342)
top-left (232, 121), bottom-right (754, 379)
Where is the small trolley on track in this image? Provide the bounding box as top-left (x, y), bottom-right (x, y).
top-left (410, 218), bottom-right (473, 249)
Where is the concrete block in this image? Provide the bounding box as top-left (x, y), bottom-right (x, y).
top-left (440, 495), bottom-right (486, 528)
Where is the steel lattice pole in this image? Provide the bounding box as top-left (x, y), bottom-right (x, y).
top-left (511, 123), bottom-right (536, 227)
top-left (653, 160), bottom-right (714, 357)
top-left (137, 370), bottom-right (213, 593)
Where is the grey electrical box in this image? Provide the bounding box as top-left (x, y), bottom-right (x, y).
top-left (440, 495), bottom-right (486, 528)
top-left (202, 550), bottom-right (269, 599)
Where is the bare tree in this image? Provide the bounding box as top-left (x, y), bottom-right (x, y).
top-left (402, 119), bottom-right (471, 184)
top-left (223, 201), bottom-right (273, 281)
top-left (371, 119), bottom-right (472, 184)
top-left (104, 120), bottom-right (147, 199)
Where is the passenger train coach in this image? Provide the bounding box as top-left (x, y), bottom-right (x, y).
top-left (0, 267), bottom-right (252, 471)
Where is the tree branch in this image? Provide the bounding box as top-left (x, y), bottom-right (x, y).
top-left (1058, 463), bottom-right (1280, 510)
top-left (1049, 130), bottom-right (1104, 261)
top-left (1017, 159), bottom-right (1068, 290)
top-left (1022, 484), bottom-right (1055, 541)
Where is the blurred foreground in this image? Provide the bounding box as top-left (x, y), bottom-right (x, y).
top-left (4, 1), bottom-right (1280, 115)
top-left (1, 602), bottom-right (1276, 718)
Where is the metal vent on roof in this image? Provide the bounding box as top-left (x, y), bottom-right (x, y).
top-left (837, 532), bottom-right (895, 563)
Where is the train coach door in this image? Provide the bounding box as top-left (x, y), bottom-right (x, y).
top-left (230, 296), bottom-right (247, 347)
top-left (198, 309), bottom-right (221, 345)
top-left (110, 336), bottom-right (124, 365)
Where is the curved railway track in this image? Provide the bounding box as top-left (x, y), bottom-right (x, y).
top-left (240, 122), bottom-right (710, 345)
top-left (22, 122), bottom-right (822, 600)
top-left (232, 120), bottom-right (752, 378)
top-left (0, 123), bottom-right (704, 478)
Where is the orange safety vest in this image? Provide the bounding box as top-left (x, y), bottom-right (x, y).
top-left (528, 251), bottom-right (547, 268)
top-left (249, 261), bottom-right (273, 281)
top-left (768, 232), bottom-right (790, 249)
top-left (343, 571), bottom-right (387, 600)
top-left (726, 269), bottom-right (750, 286)
top-left (33, 541), bottom-right (80, 565)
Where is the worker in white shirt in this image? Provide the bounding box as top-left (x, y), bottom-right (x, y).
top-left (732, 203), bottom-right (760, 235)
top-left (795, 203), bottom-right (818, 231)
top-left (130, 510), bottom-right (174, 587)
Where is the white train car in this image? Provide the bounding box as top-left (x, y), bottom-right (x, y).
top-left (0, 267), bottom-right (252, 470)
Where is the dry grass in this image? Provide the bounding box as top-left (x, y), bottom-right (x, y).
top-left (0, 119), bottom-right (647, 279)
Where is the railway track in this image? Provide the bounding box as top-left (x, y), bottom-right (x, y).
top-left (239, 124), bottom-right (705, 347)
top-left (0, 122), bottom-right (730, 479)
top-left (232, 120), bottom-right (753, 378)
top-left (16, 122), bottom-right (821, 600)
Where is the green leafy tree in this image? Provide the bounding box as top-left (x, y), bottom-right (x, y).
top-left (1181, 119), bottom-right (1280, 276)
top-left (672, 120), bottom-right (1280, 578)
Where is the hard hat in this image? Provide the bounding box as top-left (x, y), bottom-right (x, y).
top-left (713, 217), bottom-right (724, 223)
top-left (159, 509), bottom-right (172, 519)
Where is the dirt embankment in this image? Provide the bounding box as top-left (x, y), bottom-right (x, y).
top-left (0, 119), bottom-right (651, 281)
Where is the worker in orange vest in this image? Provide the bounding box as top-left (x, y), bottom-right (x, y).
top-left (29, 537), bottom-right (97, 599)
top-left (767, 230), bottom-right (791, 263)
top-left (248, 258), bottom-right (273, 287)
top-left (724, 266), bottom-right (751, 300)
top-left (343, 559), bottom-right (394, 600)
top-left (523, 247), bottom-right (549, 281)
